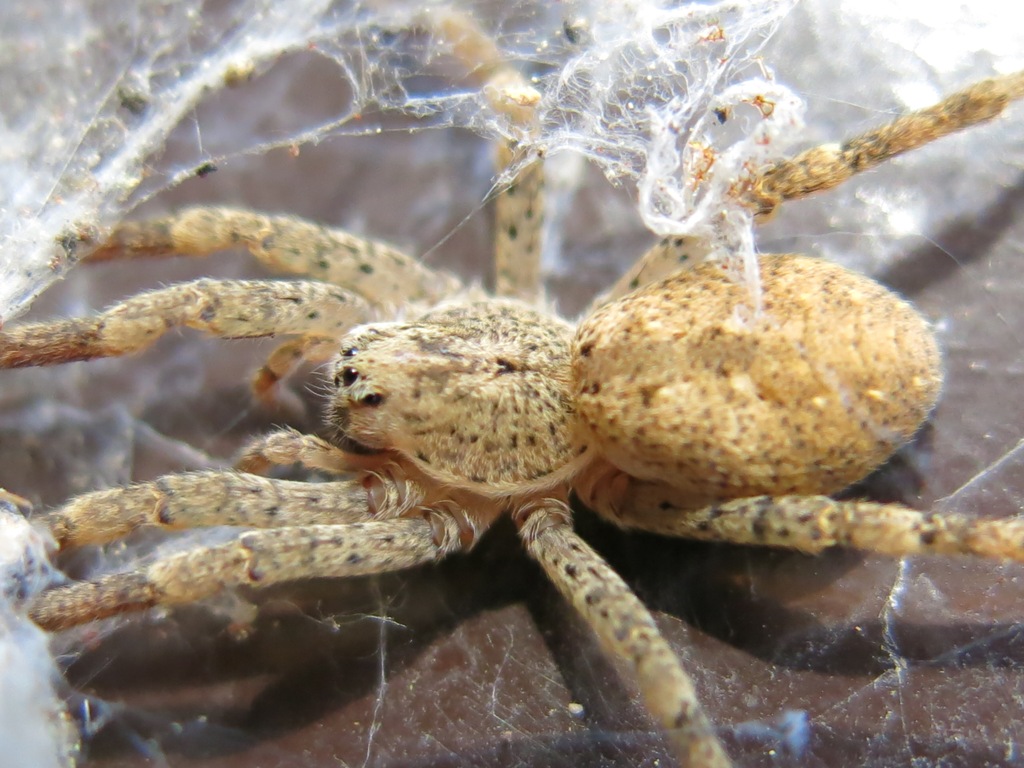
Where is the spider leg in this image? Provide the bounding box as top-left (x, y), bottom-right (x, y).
top-left (430, 9), bottom-right (545, 302)
top-left (494, 150), bottom-right (544, 302)
top-left (751, 70), bottom-right (1024, 217)
top-left (0, 278), bottom-right (368, 368)
top-left (582, 473), bottom-right (1024, 562)
top-left (599, 70), bottom-right (1024, 305)
top-left (517, 500), bottom-right (732, 768)
top-left (85, 206), bottom-right (463, 307)
top-left (30, 516), bottom-right (455, 632)
top-left (44, 472), bottom-right (371, 549)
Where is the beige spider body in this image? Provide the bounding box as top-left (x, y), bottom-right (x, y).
top-left (1, 22), bottom-right (1022, 767)
top-left (333, 254), bottom-right (942, 528)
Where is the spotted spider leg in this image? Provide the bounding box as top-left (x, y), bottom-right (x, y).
top-left (27, 423), bottom-right (504, 633)
top-left (27, 467), bottom-right (485, 632)
top-left (429, 8), bottom-right (546, 302)
top-left (0, 277), bottom-right (372, 409)
top-left (576, 467), bottom-right (1024, 564)
top-left (232, 432), bottom-right (458, 536)
top-left (76, 206), bottom-right (468, 400)
top-left (84, 206), bottom-right (463, 306)
top-left (519, 501), bottom-right (732, 768)
top-left (600, 69), bottom-right (1024, 305)
top-left (494, 145), bottom-right (545, 301)
top-left (31, 517), bottom-right (453, 632)
top-left (751, 69), bottom-right (1024, 216)
top-left (43, 471), bottom-right (370, 549)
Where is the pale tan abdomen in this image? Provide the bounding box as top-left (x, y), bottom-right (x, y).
top-left (573, 255), bottom-right (942, 506)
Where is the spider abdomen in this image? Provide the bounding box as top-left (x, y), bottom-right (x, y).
top-left (572, 254), bottom-right (942, 505)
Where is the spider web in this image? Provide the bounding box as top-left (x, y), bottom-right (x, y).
top-left (0, 1), bottom-right (1023, 766)
top-left (0, 0), bottom-right (803, 325)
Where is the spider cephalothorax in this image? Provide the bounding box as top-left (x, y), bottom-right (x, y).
top-left (328, 301), bottom-right (580, 495)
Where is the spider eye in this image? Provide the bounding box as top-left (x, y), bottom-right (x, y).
top-left (341, 347), bottom-right (358, 357)
top-left (339, 367), bottom-right (359, 386)
top-left (361, 393), bottom-right (385, 407)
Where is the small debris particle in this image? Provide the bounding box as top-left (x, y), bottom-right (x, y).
top-left (194, 161), bottom-right (218, 178)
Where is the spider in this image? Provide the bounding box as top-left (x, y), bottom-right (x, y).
top-left (2, 13), bottom-right (1023, 767)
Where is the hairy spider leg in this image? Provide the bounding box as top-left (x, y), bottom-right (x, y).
top-left (520, 501), bottom-right (732, 768)
top-left (85, 206), bottom-right (463, 307)
top-left (31, 516), bottom-right (452, 632)
top-left (578, 471), bottom-right (1024, 564)
top-left (44, 471), bottom-right (371, 549)
top-left (430, 8), bottom-right (546, 301)
top-left (602, 69), bottom-right (1024, 305)
top-left (0, 279), bottom-right (371, 389)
